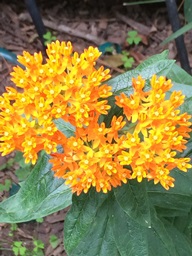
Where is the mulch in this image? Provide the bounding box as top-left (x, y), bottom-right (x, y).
top-left (0, 0), bottom-right (192, 255)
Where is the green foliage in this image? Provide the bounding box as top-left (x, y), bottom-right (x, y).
top-left (121, 51), bottom-right (135, 69)
top-left (0, 153), bottom-right (72, 223)
top-left (1, 51), bottom-right (192, 255)
top-left (0, 179), bottom-right (12, 193)
top-left (64, 188), bottom-right (192, 256)
top-left (33, 239), bottom-right (44, 255)
top-left (114, 180), bottom-right (151, 227)
top-left (15, 152), bottom-right (33, 181)
top-left (0, 158), bottom-right (14, 171)
top-left (49, 235), bottom-right (59, 249)
top-left (184, 0), bottom-right (192, 22)
top-left (36, 217), bottom-right (44, 223)
top-left (162, 0), bottom-right (192, 45)
top-left (122, 30), bottom-right (141, 69)
top-left (9, 223), bottom-right (18, 237)
top-left (11, 239), bottom-right (45, 256)
top-left (43, 31), bottom-right (57, 45)
top-left (12, 241), bottom-right (27, 256)
top-left (126, 30), bottom-right (142, 45)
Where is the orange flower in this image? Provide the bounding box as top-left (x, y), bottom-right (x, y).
top-left (0, 41), bottom-right (111, 164)
top-left (50, 119), bottom-right (131, 195)
top-left (50, 74), bottom-right (191, 194)
top-left (1, 41), bottom-right (191, 196)
top-left (116, 75), bottom-right (192, 190)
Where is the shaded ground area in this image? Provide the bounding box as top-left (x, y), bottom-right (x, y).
top-left (0, 0), bottom-right (192, 255)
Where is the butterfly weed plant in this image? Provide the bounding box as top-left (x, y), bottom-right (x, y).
top-left (0, 41), bottom-right (192, 255)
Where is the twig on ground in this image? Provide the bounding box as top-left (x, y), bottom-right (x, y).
top-left (43, 19), bottom-right (105, 45)
top-left (115, 11), bottom-right (152, 36)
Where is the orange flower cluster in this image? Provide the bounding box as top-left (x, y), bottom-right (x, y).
top-left (0, 40), bottom-right (191, 195)
top-left (115, 75), bottom-right (192, 190)
top-left (0, 41), bottom-right (111, 164)
top-left (50, 116), bottom-right (131, 195)
top-left (51, 75), bottom-right (192, 194)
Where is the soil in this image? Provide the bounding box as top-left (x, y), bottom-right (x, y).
top-left (0, 0), bottom-right (192, 255)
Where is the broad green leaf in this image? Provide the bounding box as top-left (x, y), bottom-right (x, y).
top-left (53, 119), bottom-right (75, 137)
top-left (0, 154), bottom-right (72, 223)
top-left (147, 208), bottom-right (177, 256)
top-left (64, 190), bottom-right (119, 256)
top-left (166, 64), bottom-right (192, 114)
top-left (155, 207), bottom-right (189, 218)
top-left (110, 200), bottom-right (148, 256)
top-left (114, 180), bottom-right (151, 227)
top-left (167, 64), bottom-right (192, 101)
top-left (148, 168), bottom-right (192, 214)
top-left (64, 187), bottom-right (187, 256)
top-left (163, 219), bottom-right (192, 255)
top-left (179, 96), bottom-right (192, 115)
top-left (160, 168), bottom-right (192, 197)
top-left (184, 0), bottom-right (192, 23)
top-left (107, 54), bottom-right (175, 94)
top-left (148, 191), bottom-right (192, 213)
top-left (111, 200), bottom-right (176, 256)
top-left (188, 211), bottom-right (192, 228)
top-left (161, 22), bottom-right (192, 45)
top-left (168, 63), bottom-right (192, 85)
top-left (173, 215), bottom-right (191, 236)
top-left (137, 50), bottom-right (169, 67)
top-left (0, 179), bottom-right (12, 192)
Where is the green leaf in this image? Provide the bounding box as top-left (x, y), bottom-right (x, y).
top-left (137, 50), bottom-right (169, 67)
top-left (36, 217), bottom-right (44, 223)
top-left (107, 52), bottom-right (175, 94)
top-left (53, 119), bottom-right (75, 138)
top-left (64, 190), bottom-right (119, 256)
top-left (0, 154), bottom-right (72, 223)
top-left (127, 31), bottom-right (141, 45)
top-left (33, 239), bottom-right (44, 250)
top-left (155, 207), bottom-right (189, 218)
top-left (111, 200), bottom-right (176, 256)
top-left (0, 179), bottom-right (12, 192)
top-left (173, 215), bottom-right (191, 236)
top-left (166, 63), bottom-right (192, 84)
top-left (149, 191), bottom-right (192, 214)
top-left (49, 235), bottom-right (59, 249)
top-left (147, 168), bottom-right (192, 215)
top-left (161, 22), bottom-right (192, 45)
top-left (150, 168), bottom-right (192, 197)
top-left (167, 64), bottom-right (192, 96)
top-left (114, 180), bottom-right (151, 227)
top-left (184, 0), bottom-right (192, 23)
top-left (126, 57), bottom-right (135, 68)
top-left (179, 96), bottom-right (192, 115)
top-left (134, 37), bottom-right (142, 45)
top-left (163, 219), bottom-right (192, 255)
top-left (147, 209), bottom-right (177, 256)
top-left (166, 64), bottom-right (192, 114)
top-left (110, 200), bottom-right (148, 256)
top-left (12, 242), bottom-right (27, 256)
top-left (43, 31), bottom-right (52, 40)
top-left (121, 55), bottom-right (128, 62)
top-left (65, 188), bottom-right (180, 256)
